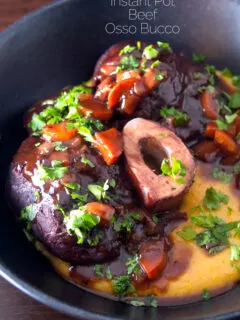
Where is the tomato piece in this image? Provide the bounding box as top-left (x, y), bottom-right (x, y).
top-left (78, 98), bottom-right (113, 121)
top-left (94, 128), bottom-right (123, 165)
top-left (42, 121), bottom-right (78, 142)
top-left (201, 89), bottom-right (219, 120)
top-left (108, 79), bottom-right (136, 108)
top-left (140, 240), bottom-right (167, 280)
top-left (214, 130), bottom-right (238, 155)
top-left (86, 202), bottom-right (115, 226)
top-left (193, 141), bottom-right (219, 162)
top-left (216, 71), bottom-right (238, 95)
top-left (204, 122), bottom-right (218, 139)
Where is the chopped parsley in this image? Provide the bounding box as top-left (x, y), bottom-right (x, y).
top-left (53, 141), bottom-right (68, 151)
top-left (229, 92), bottom-right (240, 109)
top-left (203, 187), bottom-right (229, 210)
top-left (39, 160), bottom-right (68, 181)
top-left (70, 192), bottom-right (88, 204)
top-left (63, 181), bottom-right (80, 190)
top-left (94, 264), bottom-right (105, 277)
top-left (160, 106), bottom-right (189, 127)
top-left (28, 84), bottom-right (103, 137)
top-left (113, 212), bottom-right (142, 233)
top-left (177, 226), bottom-right (197, 241)
top-left (212, 168), bottom-right (233, 184)
top-left (119, 45), bottom-right (136, 55)
top-left (20, 204), bottom-right (37, 223)
top-left (157, 41), bottom-right (171, 50)
top-left (129, 300), bottom-right (145, 307)
top-left (88, 179), bottom-right (116, 201)
top-left (192, 53), bottom-right (206, 62)
top-left (230, 245), bottom-right (240, 261)
top-left (234, 164), bottom-right (240, 174)
top-left (116, 56), bottom-right (140, 73)
top-left (225, 113), bottom-right (238, 124)
top-left (155, 72), bottom-right (164, 81)
top-left (77, 126), bottom-right (95, 143)
top-left (126, 255), bottom-right (141, 275)
top-left (190, 213), bottom-right (225, 229)
top-left (34, 191), bottom-right (41, 200)
top-left (161, 157), bottom-right (186, 184)
top-left (81, 157), bottom-right (95, 168)
top-left (151, 60), bottom-right (161, 68)
top-left (64, 208), bottom-right (100, 245)
top-left (205, 64), bottom-right (217, 85)
top-left (202, 289), bottom-right (211, 300)
top-left (215, 119), bottom-right (228, 130)
top-left (142, 45), bottom-right (159, 60)
top-left (112, 275), bottom-right (135, 297)
top-left (152, 215), bottom-right (159, 224)
top-left (232, 75), bottom-right (240, 89)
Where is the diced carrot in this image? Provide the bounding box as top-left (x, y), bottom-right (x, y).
top-left (143, 68), bottom-right (165, 91)
top-left (193, 141), bottom-right (219, 162)
top-left (216, 71), bottom-right (238, 95)
top-left (204, 122), bottom-right (217, 139)
top-left (94, 128), bottom-right (123, 165)
top-left (120, 92), bottom-right (140, 115)
top-left (214, 130), bottom-right (238, 155)
top-left (116, 70), bottom-right (141, 82)
top-left (42, 121), bottom-right (78, 142)
top-left (86, 202), bottom-right (115, 226)
top-left (140, 240), bottom-right (167, 280)
top-left (108, 79), bottom-right (136, 108)
top-left (78, 98), bottom-right (113, 121)
top-left (201, 89), bottom-right (219, 120)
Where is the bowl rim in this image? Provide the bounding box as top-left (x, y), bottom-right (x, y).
top-left (0, 0), bottom-right (240, 319)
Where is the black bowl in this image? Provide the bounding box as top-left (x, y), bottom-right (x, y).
top-left (1, 0), bottom-right (240, 319)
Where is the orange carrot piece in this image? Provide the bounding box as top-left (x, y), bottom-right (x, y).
top-left (86, 202), bottom-right (115, 226)
top-left (78, 99), bottom-right (113, 121)
top-left (140, 240), bottom-right (167, 280)
top-left (201, 89), bottom-right (219, 120)
top-left (214, 129), bottom-right (238, 155)
top-left (216, 71), bottom-right (239, 95)
top-left (193, 141), bottom-right (219, 162)
top-left (108, 79), bottom-right (136, 108)
top-left (94, 128), bottom-right (123, 165)
top-left (204, 122), bottom-right (218, 139)
top-left (42, 121), bottom-right (78, 142)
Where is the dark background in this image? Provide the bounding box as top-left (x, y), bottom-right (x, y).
top-left (0, 2), bottom-right (75, 320)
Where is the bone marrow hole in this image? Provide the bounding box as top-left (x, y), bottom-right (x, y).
top-left (140, 137), bottom-right (166, 175)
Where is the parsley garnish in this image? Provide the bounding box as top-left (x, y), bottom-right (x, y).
top-left (192, 54), bottom-right (206, 62)
top-left (215, 119), bottom-right (228, 130)
top-left (234, 164), bottom-right (240, 174)
top-left (202, 289), bottom-right (211, 300)
top-left (39, 160), bottom-right (68, 181)
top-left (119, 45), bottom-right (136, 55)
top-left (70, 192), bottom-right (88, 205)
top-left (155, 72), bottom-right (164, 81)
top-left (225, 113), bottom-right (238, 124)
top-left (221, 68), bottom-right (233, 78)
top-left (64, 208), bottom-right (100, 244)
top-left (116, 56), bottom-right (140, 73)
top-left (88, 179), bottom-right (116, 201)
top-left (232, 76), bottom-right (240, 89)
top-left (81, 157), bottom-right (95, 168)
top-left (20, 204), bottom-right (37, 223)
top-left (94, 264), bottom-right (105, 277)
top-left (112, 275), bottom-right (135, 297)
top-left (126, 255), bottom-right (141, 275)
top-left (63, 181), bottom-right (80, 190)
top-left (161, 157), bottom-right (186, 184)
top-left (151, 60), bottom-right (161, 68)
top-left (54, 141), bottom-right (68, 151)
top-left (177, 226), bottom-right (197, 241)
top-left (129, 300), bottom-right (145, 307)
top-left (152, 215), bottom-right (159, 224)
top-left (143, 45), bottom-right (159, 60)
top-left (113, 213), bottom-right (141, 232)
top-left (229, 92), bottom-right (240, 109)
top-left (212, 168), bottom-right (233, 184)
top-left (230, 245), bottom-right (240, 261)
top-left (160, 106), bottom-right (189, 127)
top-left (157, 41), bottom-right (171, 50)
top-left (203, 187), bottom-right (229, 210)
top-left (205, 64), bottom-right (217, 85)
